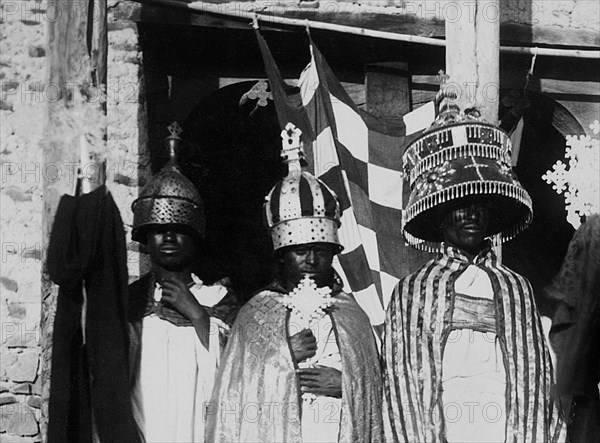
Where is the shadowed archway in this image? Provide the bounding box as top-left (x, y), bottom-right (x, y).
top-left (500, 90), bottom-right (584, 314)
top-left (179, 81), bottom-right (285, 300)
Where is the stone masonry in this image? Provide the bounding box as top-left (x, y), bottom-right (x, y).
top-left (1, 0), bottom-right (47, 441)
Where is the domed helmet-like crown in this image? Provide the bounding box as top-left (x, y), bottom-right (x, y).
top-left (265, 123), bottom-right (342, 251)
top-left (132, 122), bottom-right (205, 244)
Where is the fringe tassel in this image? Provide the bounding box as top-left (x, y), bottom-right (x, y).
top-left (403, 230), bottom-right (441, 253)
top-left (404, 181), bottom-right (534, 243)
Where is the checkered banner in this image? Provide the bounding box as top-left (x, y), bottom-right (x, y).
top-left (256, 30), bottom-right (426, 324)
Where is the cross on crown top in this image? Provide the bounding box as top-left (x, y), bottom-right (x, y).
top-left (167, 121), bottom-right (183, 139)
top-left (280, 122), bottom-right (305, 166)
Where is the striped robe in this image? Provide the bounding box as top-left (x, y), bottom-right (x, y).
top-left (383, 243), bottom-right (566, 442)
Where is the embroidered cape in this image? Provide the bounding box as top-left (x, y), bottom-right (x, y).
top-left (205, 284), bottom-right (383, 442)
top-left (382, 243), bottom-right (566, 442)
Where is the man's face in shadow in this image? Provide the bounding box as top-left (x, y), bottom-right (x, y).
top-left (441, 203), bottom-right (491, 258)
top-left (146, 226), bottom-right (197, 271)
top-left (279, 242), bottom-right (336, 290)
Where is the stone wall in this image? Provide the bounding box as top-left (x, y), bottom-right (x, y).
top-left (1, 0), bottom-right (46, 441)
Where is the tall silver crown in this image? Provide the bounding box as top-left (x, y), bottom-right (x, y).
top-left (264, 123), bottom-right (342, 251)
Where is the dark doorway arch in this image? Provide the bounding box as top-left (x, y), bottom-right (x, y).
top-left (178, 81), bottom-right (285, 300)
top-left (500, 90), bottom-right (584, 314)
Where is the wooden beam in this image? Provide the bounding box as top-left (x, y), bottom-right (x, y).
top-left (131, 0), bottom-right (600, 54)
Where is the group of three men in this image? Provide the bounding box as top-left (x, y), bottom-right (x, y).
top-left (128, 113), bottom-right (566, 442)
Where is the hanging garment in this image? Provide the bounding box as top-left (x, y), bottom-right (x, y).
top-left (47, 185), bottom-right (140, 443)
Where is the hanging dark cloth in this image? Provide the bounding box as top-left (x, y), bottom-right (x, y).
top-left (47, 185), bottom-right (140, 443)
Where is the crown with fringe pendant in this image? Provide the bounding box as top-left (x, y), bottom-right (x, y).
top-left (402, 77), bottom-right (533, 252)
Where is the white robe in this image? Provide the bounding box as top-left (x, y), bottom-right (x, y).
top-left (442, 265), bottom-right (506, 443)
top-left (135, 275), bottom-right (228, 442)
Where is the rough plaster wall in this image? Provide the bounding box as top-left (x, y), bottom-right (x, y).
top-left (1, 0), bottom-right (47, 441)
top-left (529, 0), bottom-right (599, 30)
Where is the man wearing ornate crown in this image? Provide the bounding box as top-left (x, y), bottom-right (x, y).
top-left (127, 123), bottom-right (238, 442)
top-left (205, 123), bottom-right (383, 442)
top-left (382, 97), bottom-right (567, 442)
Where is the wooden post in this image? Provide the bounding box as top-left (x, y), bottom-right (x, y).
top-left (366, 62), bottom-right (412, 118)
top-left (40, 0), bottom-right (107, 437)
top-left (445, 0), bottom-right (500, 124)
top-left (445, 0), bottom-right (502, 258)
